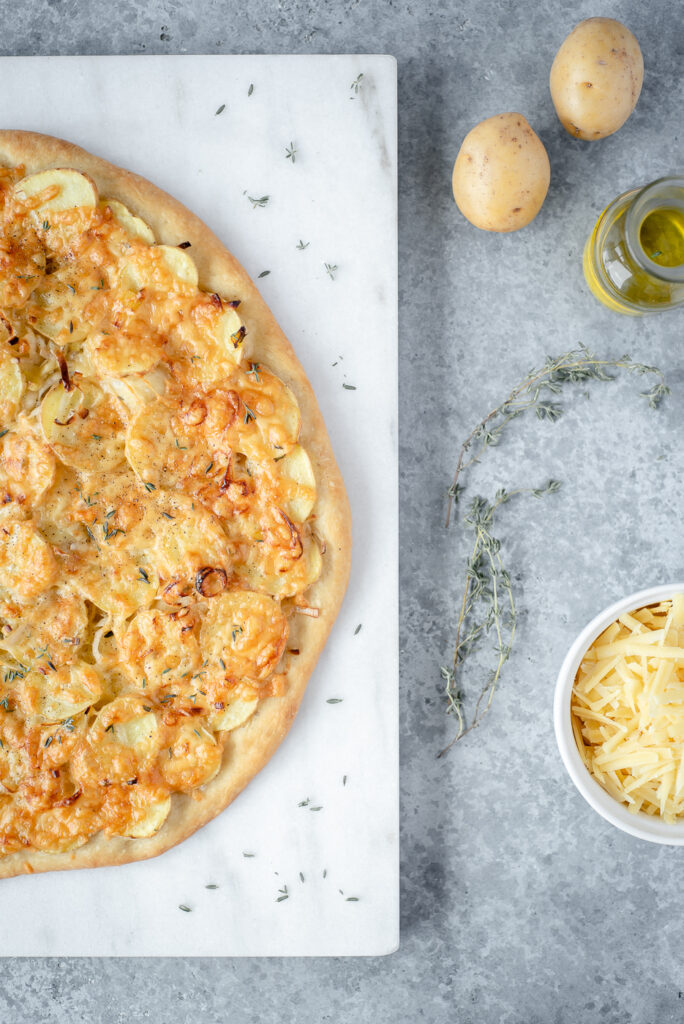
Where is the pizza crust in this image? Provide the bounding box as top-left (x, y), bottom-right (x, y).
top-left (0, 130), bottom-right (352, 878)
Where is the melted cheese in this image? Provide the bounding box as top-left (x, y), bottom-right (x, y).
top-left (572, 595), bottom-right (684, 822)
top-left (0, 163), bottom-right (321, 854)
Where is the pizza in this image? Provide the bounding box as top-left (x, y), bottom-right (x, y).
top-left (0, 130), bottom-right (351, 877)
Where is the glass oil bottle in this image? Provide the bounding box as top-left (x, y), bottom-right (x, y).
top-left (583, 176), bottom-right (684, 315)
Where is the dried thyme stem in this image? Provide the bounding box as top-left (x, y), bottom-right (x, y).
top-left (440, 346), bottom-right (669, 754)
top-left (445, 347), bottom-right (669, 527)
top-left (440, 484), bottom-right (558, 757)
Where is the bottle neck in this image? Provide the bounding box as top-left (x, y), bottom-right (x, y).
top-left (624, 176), bottom-right (684, 284)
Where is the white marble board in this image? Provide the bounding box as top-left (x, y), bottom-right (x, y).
top-left (0, 54), bottom-right (398, 957)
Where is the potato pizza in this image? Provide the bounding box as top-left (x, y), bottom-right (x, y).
top-left (0, 131), bottom-right (351, 877)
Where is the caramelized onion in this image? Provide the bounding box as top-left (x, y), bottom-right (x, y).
top-left (163, 578), bottom-right (195, 605)
top-left (275, 508), bottom-right (303, 560)
top-left (195, 566), bottom-right (227, 598)
top-left (55, 349), bottom-right (72, 391)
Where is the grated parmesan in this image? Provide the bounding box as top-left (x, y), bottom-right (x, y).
top-left (572, 594), bottom-right (684, 823)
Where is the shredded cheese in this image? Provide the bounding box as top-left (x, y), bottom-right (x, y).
top-left (572, 595), bottom-right (684, 823)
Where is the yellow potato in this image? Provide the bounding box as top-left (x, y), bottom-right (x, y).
top-left (100, 198), bottom-right (156, 244)
top-left (550, 18), bottom-right (643, 140)
top-left (15, 169), bottom-right (97, 212)
top-left (452, 113), bottom-right (550, 233)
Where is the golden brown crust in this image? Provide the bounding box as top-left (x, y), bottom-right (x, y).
top-left (0, 130), bottom-right (352, 878)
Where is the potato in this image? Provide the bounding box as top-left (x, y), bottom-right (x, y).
top-left (101, 198), bottom-right (156, 244)
top-left (550, 18), bottom-right (643, 140)
top-left (15, 169), bottom-right (97, 211)
top-left (452, 113), bottom-right (550, 233)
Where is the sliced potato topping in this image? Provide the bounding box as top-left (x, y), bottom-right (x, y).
top-left (161, 722), bottom-right (223, 792)
top-left (209, 690), bottom-right (259, 733)
top-left (273, 445), bottom-right (317, 523)
top-left (0, 586), bottom-right (88, 667)
top-left (151, 491), bottom-right (230, 582)
top-left (18, 663), bottom-right (102, 723)
top-left (236, 364), bottom-right (301, 456)
top-left (0, 418), bottom-right (56, 508)
top-left (0, 519), bottom-right (57, 600)
top-left (114, 791), bottom-right (172, 839)
top-left (15, 169), bottom-right (98, 214)
top-left (100, 198), bottom-right (156, 245)
top-left (125, 391), bottom-right (231, 490)
top-left (41, 380), bottom-right (127, 473)
top-left (118, 608), bottom-right (201, 690)
top-left (200, 591), bottom-right (288, 681)
top-left (71, 696), bottom-right (162, 788)
top-left (0, 160), bottom-right (322, 857)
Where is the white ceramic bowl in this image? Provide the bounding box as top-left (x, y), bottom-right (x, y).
top-left (554, 583), bottom-right (684, 845)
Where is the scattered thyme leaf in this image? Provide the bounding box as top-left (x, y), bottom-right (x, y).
top-left (326, 698), bottom-right (343, 704)
top-left (178, 905), bottom-right (192, 913)
top-left (258, 270), bottom-right (271, 278)
top-left (275, 884), bottom-right (289, 902)
top-left (248, 195), bottom-right (270, 209)
top-left (215, 103), bottom-right (225, 115)
top-left (354, 624), bottom-right (362, 635)
top-left (296, 239), bottom-right (310, 250)
top-left (285, 142), bottom-right (297, 163)
top-left (324, 262), bottom-right (338, 280)
top-left (342, 383), bottom-right (356, 391)
top-left (350, 73), bottom-right (364, 94)
top-left (248, 83), bottom-right (254, 96)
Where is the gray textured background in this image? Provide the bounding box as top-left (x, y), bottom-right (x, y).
top-left (1, 1), bottom-right (683, 1021)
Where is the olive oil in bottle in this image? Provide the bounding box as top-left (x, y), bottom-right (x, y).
top-left (639, 206), bottom-right (684, 268)
top-left (583, 176), bottom-right (684, 315)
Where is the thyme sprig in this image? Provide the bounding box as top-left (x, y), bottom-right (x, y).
top-left (441, 346), bottom-right (668, 754)
top-left (439, 481), bottom-right (560, 756)
top-left (445, 346), bottom-right (669, 528)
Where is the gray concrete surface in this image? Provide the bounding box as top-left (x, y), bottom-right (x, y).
top-left (1, 0), bottom-right (683, 1021)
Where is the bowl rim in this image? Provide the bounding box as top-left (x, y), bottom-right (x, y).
top-left (554, 582), bottom-right (684, 845)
